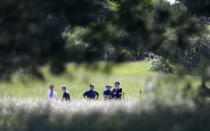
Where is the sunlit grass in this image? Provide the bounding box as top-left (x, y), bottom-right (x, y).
top-left (0, 61), bottom-right (201, 100)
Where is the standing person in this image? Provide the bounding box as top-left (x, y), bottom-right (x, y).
top-left (47, 85), bottom-right (57, 100)
top-left (83, 84), bottom-right (99, 100)
top-left (113, 81), bottom-right (122, 99)
top-left (62, 86), bottom-right (70, 101)
top-left (103, 85), bottom-right (113, 100)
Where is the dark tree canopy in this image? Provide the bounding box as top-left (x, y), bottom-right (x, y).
top-left (179, 0), bottom-right (210, 16)
top-left (0, 0), bottom-right (209, 80)
top-left (0, 0), bottom-right (107, 79)
top-left (83, 0), bottom-right (204, 62)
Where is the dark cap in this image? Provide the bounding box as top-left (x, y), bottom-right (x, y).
top-left (90, 84), bottom-right (95, 87)
top-left (115, 81), bottom-right (120, 84)
top-left (62, 86), bottom-right (66, 89)
top-left (106, 85), bottom-right (112, 88)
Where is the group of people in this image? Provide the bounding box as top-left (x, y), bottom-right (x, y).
top-left (47, 81), bottom-right (123, 101)
top-left (47, 85), bottom-right (70, 101)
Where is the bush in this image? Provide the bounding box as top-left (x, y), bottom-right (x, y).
top-left (148, 53), bottom-right (175, 73)
top-left (179, 36), bottom-right (210, 73)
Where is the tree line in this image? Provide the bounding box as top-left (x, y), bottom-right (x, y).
top-left (0, 0), bottom-right (209, 82)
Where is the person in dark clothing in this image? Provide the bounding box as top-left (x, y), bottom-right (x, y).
top-left (113, 81), bottom-right (122, 99)
top-left (83, 84), bottom-right (99, 100)
top-left (103, 85), bottom-right (113, 100)
top-left (62, 86), bottom-right (70, 101)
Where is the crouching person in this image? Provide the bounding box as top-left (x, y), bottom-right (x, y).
top-left (113, 82), bottom-right (122, 99)
top-left (62, 86), bottom-right (70, 101)
top-left (83, 84), bottom-right (99, 100)
top-left (103, 85), bottom-right (113, 100)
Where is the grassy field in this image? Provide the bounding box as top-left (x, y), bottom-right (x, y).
top-left (0, 62), bottom-right (207, 131)
top-left (0, 61), bottom-right (201, 100)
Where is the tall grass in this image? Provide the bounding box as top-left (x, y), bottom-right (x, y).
top-left (0, 97), bottom-right (210, 131)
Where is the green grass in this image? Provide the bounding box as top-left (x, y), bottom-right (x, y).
top-left (0, 61), bottom-right (201, 100)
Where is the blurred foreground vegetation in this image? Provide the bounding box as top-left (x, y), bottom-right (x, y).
top-left (0, 98), bottom-right (210, 131)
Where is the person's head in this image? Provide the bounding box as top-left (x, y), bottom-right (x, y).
top-left (114, 82), bottom-right (120, 87)
top-left (62, 86), bottom-right (66, 92)
top-left (106, 85), bottom-right (112, 90)
top-left (49, 85), bottom-right (54, 91)
top-left (90, 84), bottom-right (95, 90)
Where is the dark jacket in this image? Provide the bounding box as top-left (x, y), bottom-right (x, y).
top-left (103, 90), bottom-right (113, 100)
top-left (112, 87), bottom-right (122, 99)
top-left (83, 90), bottom-right (99, 99)
top-left (62, 91), bottom-right (70, 101)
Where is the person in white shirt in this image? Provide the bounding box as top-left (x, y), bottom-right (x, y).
top-left (47, 85), bottom-right (57, 100)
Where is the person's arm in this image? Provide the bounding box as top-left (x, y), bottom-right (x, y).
top-left (118, 88), bottom-right (122, 97)
top-left (112, 89), bottom-right (116, 97)
top-left (119, 88), bottom-right (122, 93)
top-left (83, 92), bottom-right (87, 99)
top-left (103, 91), bottom-right (107, 100)
top-left (55, 92), bottom-right (57, 100)
top-left (108, 94), bottom-right (113, 99)
top-left (95, 91), bottom-right (99, 100)
top-left (62, 93), bottom-right (64, 101)
top-left (104, 94), bottom-right (108, 100)
top-left (110, 91), bottom-right (114, 99)
top-left (47, 91), bottom-right (50, 98)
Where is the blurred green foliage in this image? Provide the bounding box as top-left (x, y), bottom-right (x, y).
top-left (179, 0), bottom-right (210, 16)
top-left (0, 0), bottom-right (107, 79)
top-left (148, 53), bottom-right (175, 73)
top-left (0, 0), bottom-right (210, 92)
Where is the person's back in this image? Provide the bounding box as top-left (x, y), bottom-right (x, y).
top-left (83, 84), bottom-right (99, 100)
top-left (62, 86), bottom-right (70, 101)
